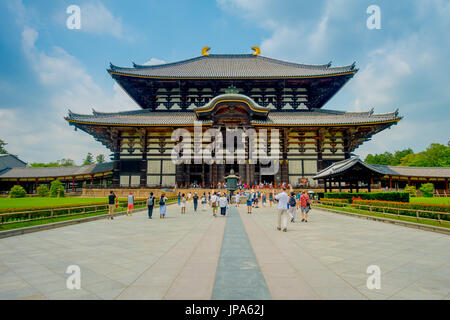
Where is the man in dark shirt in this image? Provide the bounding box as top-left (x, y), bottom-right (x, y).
top-left (108, 191), bottom-right (116, 220)
top-left (146, 192), bottom-right (155, 219)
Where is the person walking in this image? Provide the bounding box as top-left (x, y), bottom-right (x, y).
top-left (262, 193), bottom-right (267, 207)
top-left (219, 192), bottom-right (228, 216)
top-left (181, 193), bottom-right (187, 214)
top-left (288, 191), bottom-right (297, 223)
top-left (246, 191), bottom-right (253, 214)
top-left (146, 192), bottom-right (155, 219)
top-left (274, 187), bottom-right (289, 232)
top-left (211, 192), bottom-right (219, 217)
top-left (187, 192), bottom-right (192, 202)
top-left (127, 192), bottom-right (134, 216)
top-left (108, 190), bottom-right (116, 220)
top-left (193, 192), bottom-right (199, 213)
top-left (300, 191), bottom-right (311, 222)
top-left (177, 192), bottom-right (181, 206)
top-left (201, 192), bottom-right (207, 211)
top-left (159, 193), bottom-right (168, 218)
top-left (268, 192), bottom-right (273, 207)
top-left (235, 192), bottom-right (240, 207)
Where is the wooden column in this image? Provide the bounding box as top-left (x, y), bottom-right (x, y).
top-left (112, 131), bottom-right (121, 186)
top-left (35, 179), bottom-right (38, 194)
top-left (368, 178), bottom-right (371, 192)
top-left (446, 178), bottom-right (449, 194)
top-left (389, 176), bottom-right (392, 189)
top-left (338, 178), bottom-right (342, 192)
top-left (140, 129), bottom-right (148, 187)
top-left (72, 177), bottom-right (75, 192)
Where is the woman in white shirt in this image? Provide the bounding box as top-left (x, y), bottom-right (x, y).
top-left (219, 193), bottom-right (228, 216)
top-left (181, 194), bottom-right (186, 214)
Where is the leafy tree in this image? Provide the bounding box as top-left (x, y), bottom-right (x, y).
top-left (10, 185), bottom-right (26, 198)
top-left (82, 152), bottom-right (94, 165)
top-left (404, 185), bottom-right (417, 197)
top-left (96, 154), bottom-right (105, 164)
top-left (37, 185), bottom-right (50, 197)
top-left (419, 183), bottom-right (434, 197)
top-left (0, 139), bottom-right (8, 154)
top-left (58, 158), bottom-right (75, 167)
top-left (50, 180), bottom-right (65, 197)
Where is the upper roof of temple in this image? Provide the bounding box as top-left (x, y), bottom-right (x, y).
top-left (108, 54), bottom-right (357, 79)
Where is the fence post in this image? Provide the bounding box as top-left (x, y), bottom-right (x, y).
top-left (50, 209), bottom-right (54, 221)
top-left (438, 213), bottom-right (441, 225)
top-left (416, 210), bottom-right (419, 222)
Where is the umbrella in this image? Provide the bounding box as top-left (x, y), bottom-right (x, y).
top-left (308, 191), bottom-right (315, 193)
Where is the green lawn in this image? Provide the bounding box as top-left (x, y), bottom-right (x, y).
top-left (410, 197), bottom-right (450, 205)
top-left (0, 197), bottom-right (109, 210)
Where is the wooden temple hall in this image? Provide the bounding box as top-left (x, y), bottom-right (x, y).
top-left (65, 47), bottom-right (401, 188)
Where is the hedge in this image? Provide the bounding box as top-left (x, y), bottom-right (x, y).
top-left (353, 200), bottom-right (450, 222)
top-left (323, 192), bottom-right (410, 203)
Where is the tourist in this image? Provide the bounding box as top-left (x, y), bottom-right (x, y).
top-left (201, 192), bottom-right (207, 211)
top-left (211, 192), bottom-right (219, 217)
top-left (219, 192), bottom-right (228, 216)
top-left (235, 192), bottom-right (240, 207)
top-left (246, 191), bottom-right (253, 214)
top-left (262, 193), bottom-right (266, 207)
top-left (288, 192), bottom-right (297, 223)
top-left (193, 192), bottom-right (199, 212)
top-left (208, 192), bottom-right (211, 204)
top-left (181, 193), bottom-right (187, 214)
top-left (268, 192), bottom-right (273, 207)
top-left (108, 190), bottom-right (116, 220)
top-left (296, 191), bottom-right (302, 210)
top-left (146, 192), bottom-right (155, 219)
top-left (127, 192), bottom-right (134, 216)
top-left (177, 192), bottom-right (181, 206)
top-left (300, 191), bottom-right (311, 222)
top-left (274, 187), bottom-right (289, 232)
top-left (159, 193), bottom-right (168, 218)
top-left (187, 192), bottom-right (192, 201)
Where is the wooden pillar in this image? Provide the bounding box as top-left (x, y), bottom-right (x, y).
top-left (408, 177), bottom-right (411, 186)
top-left (389, 176), bottom-right (392, 190)
top-left (329, 179), bottom-right (333, 192)
top-left (338, 178), bottom-right (342, 193)
top-left (140, 129), bottom-right (148, 188)
top-left (350, 182), bottom-right (353, 193)
top-left (446, 178), bottom-right (448, 194)
top-left (324, 179), bottom-right (328, 193)
top-left (112, 132), bottom-right (121, 186)
top-left (368, 178), bottom-right (371, 192)
top-left (316, 130), bottom-right (323, 171)
top-left (91, 174), bottom-right (94, 185)
top-left (356, 181), bottom-right (359, 193)
top-left (72, 177), bottom-right (75, 193)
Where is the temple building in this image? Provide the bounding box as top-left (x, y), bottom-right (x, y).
top-left (65, 48), bottom-right (401, 188)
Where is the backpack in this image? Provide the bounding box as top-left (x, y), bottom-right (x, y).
top-left (148, 196), bottom-right (154, 206)
top-left (159, 197), bottom-right (165, 206)
top-left (289, 196), bottom-right (296, 207)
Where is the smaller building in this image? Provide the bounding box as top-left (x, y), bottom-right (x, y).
top-left (0, 162), bottom-right (113, 194)
top-left (0, 154), bottom-right (27, 174)
top-left (314, 157), bottom-right (450, 195)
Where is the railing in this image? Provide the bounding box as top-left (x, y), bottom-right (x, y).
top-left (317, 199), bottom-right (450, 225)
top-left (0, 197), bottom-right (177, 226)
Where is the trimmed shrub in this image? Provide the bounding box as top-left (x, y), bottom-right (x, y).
top-left (9, 185), bottom-right (26, 198)
top-left (36, 185), bottom-right (50, 197)
top-left (50, 180), bottom-right (64, 198)
top-left (404, 185), bottom-right (417, 197)
top-left (323, 192), bottom-right (410, 203)
top-left (353, 199), bottom-right (450, 221)
top-left (419, 183), bottom-right (434, 198)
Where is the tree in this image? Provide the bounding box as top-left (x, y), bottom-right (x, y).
top-left (419, 183), bottom-right (434, 197)
top-left (10, 185), bottom-right (26, 198)
top-left (96, 154), bottom-right (105, 164)
top-left (58, 158), bottom-right (75, 167)
top-left (82, 152), bottom-right (94, 165)
top-left (0, 139), bottom-right (8, 154)
top-left (37, 185), bottom-right (50, 197)
top-left (50, 180), bottom-right (64, 197)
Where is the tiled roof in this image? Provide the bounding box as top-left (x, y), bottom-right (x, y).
top-left (0, 154), bottom-right (27, 172)
top-left (108, 54), bottom-right (357, 79)
top-left (0, 163), bottom-right (113, 179)
top-left (314, 157), bottom-right (450, 179)
top-left (66, 108), bottom-right (400, 126)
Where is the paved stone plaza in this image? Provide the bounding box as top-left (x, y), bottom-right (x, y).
top-left (0, 202), bottom-right (449, 300)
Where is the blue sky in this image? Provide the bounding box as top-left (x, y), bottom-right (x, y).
top-left (0, 0), bottom-right (449, 164)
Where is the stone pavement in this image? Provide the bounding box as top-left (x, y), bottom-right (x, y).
top-left (0, 202), bottom-right (449, 300)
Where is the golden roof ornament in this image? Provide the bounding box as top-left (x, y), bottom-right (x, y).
top-left (201, 46), bottom-right (211, 56)
top-left (252, 46), bottom-right (261, 55)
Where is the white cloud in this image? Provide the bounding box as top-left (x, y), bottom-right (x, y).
top-left (143, 58), bottom-right (166, 66)
top-left (79, 1), bottom-right (124, 39)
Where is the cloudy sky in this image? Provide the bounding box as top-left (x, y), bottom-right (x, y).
top-left (0, 0), bottom-right (449, 164)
